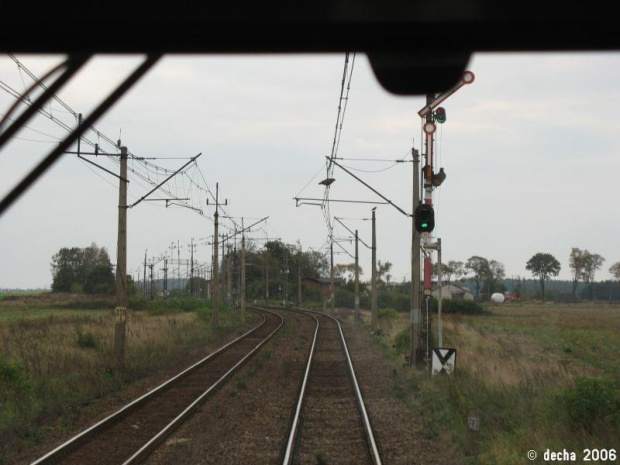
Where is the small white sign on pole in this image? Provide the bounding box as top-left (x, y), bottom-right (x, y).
top-left (431, 348), bottom-right (456, 375)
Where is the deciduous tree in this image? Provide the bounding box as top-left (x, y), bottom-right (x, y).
top-left (488, 260), bottom-right (506, 295)
top-left (569, 248), bottom-right (588, 295)
top-left (610, 262), bottom-right (620, 283)
top-left (333, 263), bottom-right (363, 283)
top-left (582, 252), bottom-right (605, 300)
top-left (610, 262), bottom-right (620, 300)
top-left (50, 247), bottom-right (83, 292)
top-left (465, 256), bottom-right (490, 299)
top-left (433, 260), bottom-right (464, 284)
top-left (51, 243), bottom-right (115, 294)
top-left (376, 260), bottom-right (393, 285)
top-left (526, 252), bottom-right (561, 301)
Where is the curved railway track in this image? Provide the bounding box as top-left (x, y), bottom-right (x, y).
top-left (283, 308), bottom-right (382, 465)
top-left (31, 307), bottom-right (283, 465)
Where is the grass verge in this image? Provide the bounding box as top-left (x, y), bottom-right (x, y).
top-left (0, 294), bottom-right (256, 464)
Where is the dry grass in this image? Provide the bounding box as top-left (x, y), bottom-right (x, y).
top-left (364, 302), bottom-right (620, 464)
top-left (0, 294), bottom-right (256, 464)
top-left (0, 311), bottom-right (217, 380)
top-left (442, 314), bottom-right (594, 387)
top-left (454, 302), bottom-right (620, 381)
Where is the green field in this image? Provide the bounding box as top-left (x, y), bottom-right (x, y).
top-left (373, 302), bottom-right (620, 465)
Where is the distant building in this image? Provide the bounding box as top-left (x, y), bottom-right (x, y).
top-left (302, 277), bottom-right (345, 299)
top-left (431, 283), bottom-right (474, 301)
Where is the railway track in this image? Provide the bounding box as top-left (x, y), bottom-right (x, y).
top-left (283, 308), bottom-right (382, 465)
top-left (30, 307), bottom-right (283, 465)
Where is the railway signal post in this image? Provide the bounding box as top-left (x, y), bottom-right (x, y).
top-left (412, 71), bottom-right (475, 366)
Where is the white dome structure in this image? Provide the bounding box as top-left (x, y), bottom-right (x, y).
top-left (491, 293), bottom-right (505, 303)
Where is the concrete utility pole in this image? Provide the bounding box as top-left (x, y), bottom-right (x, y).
top-left (214, 225), bottom-right (219, 324)
top-left (177, 240), bottom-right (181, 290)
top-left (114, 146), bottom-right (128, 365)
top-left (227, 242), bottom-right (232, 305)
top-left (143, 250), bottom-right (147, 297)
top-left (221, 235), bottom-right (226, 304)
top-left (330, 240), bottom-right (335, 314)
top-left (208, 183), bottom-right (226, 327)
top-left (284, 250), bottom-right (289, 307)
top-left (234, 241), bottom-right (240, 307)
top-left (148, 262), bottom-right (154, 300)
top-left (297, 241), bottom-right (302, 308)
top-left (189, 238), bottom-right (195, 296)
top-left (202, 263), bottom-right (211, 300)
top-left (355, 229), bottom-right (360, 320)
top-left (437, 238), bottom-right (443, 346)
top-left (371, 207), bottom-right (378, 331)
top-left (169, 242), bottom-right (177, 290)
top-left (411, 147), bottom-right (421, 366)
top-left (241, 230), bottom-right (246, 314)
top-left (265, 253), bottom-right (270, 304)
top-left (334, 217), bottom-right (368, 321)
top-left (163, 256), bottom-right (168, 299)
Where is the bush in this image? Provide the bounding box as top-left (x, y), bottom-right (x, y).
top-left (0, 355), bottom-right (30, 401)
top-left (76, 326), bottom-right (99, 350)
top-left (128, 296), bottom-right (150, 310)
top-left (70, 283), bottom-right (84, 294)
top-left (335, 289), bottom-right (355, 308)
top-left (393, 328), bottom-right (410, 354)
top-left (428, 298), bottom-right (488, 315)
top-left (377, 290), bottom-right (394, 309)
top-left (378, 290), bottom-right (411, 311)
top-left (62, 297), bottom-right (115, 310)
top-left (392, 293), bottom-right (411, 312)
top-left (246, 281), bottom-right (263, 300)
top-left (378, 307), bottom-right (399, 319)
top-left (302, 284), bottom-right (322, 303)
top-left (146, 297), bottom-right (207, 315)
top-left (560, 377), bottom-right (620, 434)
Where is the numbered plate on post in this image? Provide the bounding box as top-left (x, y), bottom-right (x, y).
top-left (115, 306), bottom-right (127, 322)
top-left (468, 416), bottom-right (480, 432)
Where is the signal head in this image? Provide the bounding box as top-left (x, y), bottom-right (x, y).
top-left (435, 107), bottom-right (446, 124)
top-left (414, 204), bottom-right (435, 233)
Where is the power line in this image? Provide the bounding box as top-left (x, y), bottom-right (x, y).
top-left (4, 54), bottom-right (217, 217)
top-left (321, 52), bottom-right (356, 243)
top-left (340, 162), bottom-right (400, 173)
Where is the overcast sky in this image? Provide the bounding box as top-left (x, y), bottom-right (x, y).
top-left (1, 52), bottom-right (619, 290)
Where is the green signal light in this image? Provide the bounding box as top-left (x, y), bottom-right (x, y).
top-left (435, 107), bottom-right (446, 124)
top-left (414, 204), bottom-right (435, 233)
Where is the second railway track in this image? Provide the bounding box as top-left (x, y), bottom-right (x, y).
top-left (31, 307), bottom-right (283, 465)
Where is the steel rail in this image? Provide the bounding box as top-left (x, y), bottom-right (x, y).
top-left (281, 307), bottom-right (383, 465)
top-left (336, 313), bottom-right (383, 465)
top-left (122, 307), bottom-right (283, 464)
top-left (31, 307), bottom-right (282, 465)
top-left (282, 312), bottom-right (320, 464)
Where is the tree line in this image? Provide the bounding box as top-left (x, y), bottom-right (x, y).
top-left (49, 241), bottom-right (620, 304)
top-left (434, 256), bottom-right (506, 299)
top-left (525, 248), bottom-right (620, 301)
top-left (50, 243), bottom-right (115, 294)
top-left (438, 248), bottom-right (620, 301)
